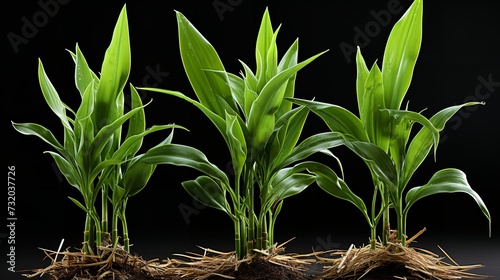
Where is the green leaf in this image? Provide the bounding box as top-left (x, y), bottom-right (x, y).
top-left (182, 175), bottom-right (231, 215)
top-left (69, 196), bottom-right (88, 213)
top-left (362, 63), bottom-right (390, 152)
top-left (46, 151), bottom-right (80, 190)
top-left (276, 132), bottom-right (344, 171)
top-left (276, 39), bottom-right (299, 118)
top-left (74, 80), bottom-right (96, 159)
top-left (73, 44), bottom-right (97, 97)
top-left (90, 102), bottom-right (146, 165)
top-left (139, 88), bottom-right (229, 146)
top-left (343, 140), bottom-right (398, 189)
top-left (288, 98), bottom-right (369, 142)
top-left (269, 106), bottom-right (309, 167)
top-left (93, 5), bottom-right (130, 129)
top-left (383, 108), bottom-right (440, 158)
top-left (38, 59), bottom-right (72, 131)
top-left (175, 11), bottom-right (237, 117)
top-left (247, 50), bottom-right (327, 150)
top-left (302, 161), bottom-right (370, 224)
top-left (405, 168), bottom-right (491, 235)
top-left (355, 47), bottom-right (369, 120)
top-left (255, 7), bottom-right (274, 87)
top-left (125, 84), bottom-right (146, 141)
top-left (12, 122), bottom-right (65, 155)
top-left (382, 0), bottom-right (423, 109)
top-left (141, 143), bottom-right (230, 187)
top-left (266, 167), bottom-right (315, 206)
top-left (402, 102), bottom-right (483, 188)
top-left (120, 159), bottom-right (154, 197)
top-left (225, 112), bottom-right (247, 179)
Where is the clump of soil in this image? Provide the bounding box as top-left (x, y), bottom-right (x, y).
top-left (21, 243), bottom-right (166, 280)
top-left (204, 257), bottom-right (315, 280)
top-left (318, 229), bottom-right (489, 280)
top-left (161, 240), bottom-right (320, 280)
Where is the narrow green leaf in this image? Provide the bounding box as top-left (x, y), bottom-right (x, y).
top-left (288, 98), bottom-right (369, 142)
top-left (73, 44), bottom-right (97, 97)
top-left (175, 11), bottom-right (237, 117)
top-left (255, 7), bottom-right (273, 86)
top-left (269, 106), bottom-right (309, 166)
top-left (302, 161), bottom-right (370, 223)
top-left (402, 102), bottom-right (483, 188)
top-left (383, 108), bottom-right (440, 158)
top-left (94, 5), bottom-right (131, 129)
top-left (38, 59), bottom-right (72, 131)
top-left (90, 103), bottom-right (146, 166)
top-left (355, 46), bottom-right (369, 119)
top-left (125, 84), bottom-right (146, 140)
top-left (225, 112), bottom-right (247, 179)
top-left (46, 151), bottom-right (80, 190)
top-left (382, 0), bottom-right (423, 109)
top-left (247, 50), bottom-right (327, 149)
top-left (139, 87), bottom-right (229, 145)
top-left (344, 140), bottom-right (398, 188)
top-left (141, 143), bottom-right (230, 187)
top-left (120, 159), bottom-right (154, 197)
top-left (12, 122), bottom-right (65, 155)
top-left (277, 132), bottom-right (345, 171)
top-left (405, 168), bottom-right (491, 235)
top-left (182, 175), bottom-right (230, 215)
top-left (363, 63), bottom-right (390, 151)
top-left (69, 196), bottom-right (88, 213)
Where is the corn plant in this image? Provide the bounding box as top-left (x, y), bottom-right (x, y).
top-left (139, 8), bottom-right (345, 259)
top-left (290, 0), bottom-right (491, 248)
top-left (11, 5), bottom-right (184, 254)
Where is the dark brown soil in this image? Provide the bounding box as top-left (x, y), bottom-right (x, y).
top-left (332, 262), bottom-right (421, 279)
top-left (204, 257), bottom-right (315, 280)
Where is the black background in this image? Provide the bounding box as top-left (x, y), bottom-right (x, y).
top-left (2, 0), bottom-right (499, 279)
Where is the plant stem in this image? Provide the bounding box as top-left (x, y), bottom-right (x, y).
top-left (398, 199), bottom-right (406, 246)
top-left (381, 183), bottom-right (390, 247)
top-left (121, 202), bottom-right (130, 253)
top-left (370, 187), bottom-right (378, 250)
top-left (234, 217), bottom-right (241, 259)
top-left (112, 207), bottom-right (119, 248)
top-left (101, 184), bottom-right (109, 240)
top-left (83, 213), bottom-right (92, 255)
top-left (247, 178), bottom-right (255, 255)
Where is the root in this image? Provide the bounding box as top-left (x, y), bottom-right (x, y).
top-left (317, 229), bottom-right (490, 280)
top-left (20, 241), bottom-right (167, 280)
top-left (156, 238), bottom-right (321, 280)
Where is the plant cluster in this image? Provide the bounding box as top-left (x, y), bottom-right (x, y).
top-left (12, 5), bottom-right (186, 255)
top-left (12, 0), bottom-right (492, 278)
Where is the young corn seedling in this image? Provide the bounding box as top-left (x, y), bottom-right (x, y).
top-left (139, 8), bottom-right (344, 259)
top-left (12, 5), bottom-right (184, 255)
top-left (290, 0), bottom-right (491, 248)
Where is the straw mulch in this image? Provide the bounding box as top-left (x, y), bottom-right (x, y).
top-left (19, 232), bottom-right (490, 279)
top-left (20, 238), bottom-right (320, 280)
top-left (21, 240), bottom-right (168, 279)
top-left (159, 238), bottom-right (319, 279)
top-left (316, 229), bottom-right (490, 280)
